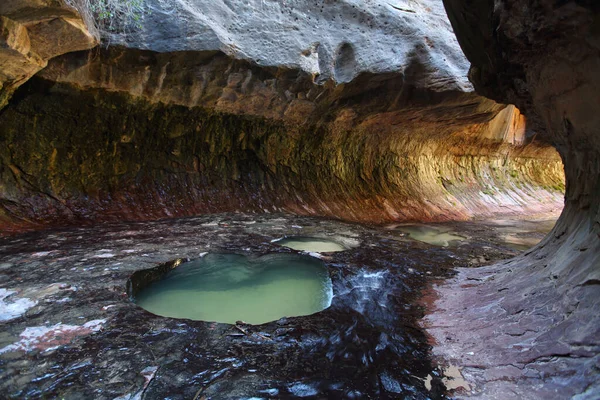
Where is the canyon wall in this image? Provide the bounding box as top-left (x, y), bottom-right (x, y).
top-left (0, 0), bottom-right (96, 109)
top-left (0, 46), bottom-right (563, 233)
top-left (0, 2), bottom-right (565, 234)
top-left (0, 0), bottom-right (565, 236)
top-left (424, 1), bottom-right (600, 397)
top-left (1, 0), bottom-right (593, 396)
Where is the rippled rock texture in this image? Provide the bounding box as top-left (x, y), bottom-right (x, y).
top-left (0, 47), bottom-right (564, 234)
top-left (0, 0), bottom-right (566, 234)
top-left (425, 1), bottom-right (600, 397)
top-left (0, 0), bottom-right (582, 397)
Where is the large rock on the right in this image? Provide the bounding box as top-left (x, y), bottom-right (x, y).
top-left (425, 1), bottom-right (600, 398)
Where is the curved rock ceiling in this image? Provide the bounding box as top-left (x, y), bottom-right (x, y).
top-left (0, 0), bottom-right (566, 233)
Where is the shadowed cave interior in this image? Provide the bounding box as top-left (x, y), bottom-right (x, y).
top-left (0, 0), bottom-right (598, 399)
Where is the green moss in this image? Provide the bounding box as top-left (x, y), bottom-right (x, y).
top-left (67, 0), bottom-right (146, 33)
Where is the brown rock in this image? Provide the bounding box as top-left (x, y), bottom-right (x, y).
top-left (0, 0), bottom-right (96, 109)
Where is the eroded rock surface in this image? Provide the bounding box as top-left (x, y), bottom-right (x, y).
top-left (0, 0), bottom-right (96, 109)
top-left (103, 0), bottom-right (472, 90)
top-left (0, 0), bottom-right (586, 396)
top-left (0, 213), bottom-right (556, 398)
top-left (0, 0), bottom-right (567, 234)
top-left (425, 1), bottom-right (600, 397)
top-left (0, 47), bottom-right (564, 234)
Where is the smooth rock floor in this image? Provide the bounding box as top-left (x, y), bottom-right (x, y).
top-left (424, 213), bottom-right (600, 399)
top-left (0, 213), bottom-right (554, 399)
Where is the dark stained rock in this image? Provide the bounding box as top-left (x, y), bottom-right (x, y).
top-left (0, 0), bottom-right (590, 397)
top-left (0, 213), bottom-right (555, 399)
top-left (0, 0), bottom-right (567, 235)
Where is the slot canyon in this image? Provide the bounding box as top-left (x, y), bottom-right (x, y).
top-left (0, 0), bottom-right (597, 398)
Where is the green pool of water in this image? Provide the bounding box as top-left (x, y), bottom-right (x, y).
top-left (488, 219), bottom-right (557, 251)
top-left (274, 236), bottom-right (347, 252)
top-left (396, 225), bottom-right (465, 247)
top-left (135, 253), bottom-right (333, 325)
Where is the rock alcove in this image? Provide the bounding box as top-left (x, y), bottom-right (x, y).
top-left (0, 0), bottom-right (597, 399)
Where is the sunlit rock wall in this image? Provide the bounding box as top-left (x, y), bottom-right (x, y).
top-left (0, 0), bottom-right (566, 234)
top-left (0, 47), bottom-right (563, 233)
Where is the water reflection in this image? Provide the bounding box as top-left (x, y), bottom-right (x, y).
top-left (485, 219), bottom-right (557, 250)
top-left (394, 225), bottom-right (466, 247)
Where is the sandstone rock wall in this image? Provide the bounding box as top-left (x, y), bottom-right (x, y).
top-left (0, 0), bottom-right (96, 109)
top-left (0, 47), bottom-right (564, 234)
top-left (0, 0), bottom-right (566, 236)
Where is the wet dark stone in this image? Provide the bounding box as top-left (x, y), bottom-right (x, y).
top-left (0, 213), bottom-right (550, 399)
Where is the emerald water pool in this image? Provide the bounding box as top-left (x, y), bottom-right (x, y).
top-left (135, 253), bottom-right (333, 324)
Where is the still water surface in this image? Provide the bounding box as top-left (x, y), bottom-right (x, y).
top-left (136, 253), bottom-right (333, 324)
top-left (274, 236), bottom-right (348, 252)
top-left (396, 224), bottom-right (466, 247)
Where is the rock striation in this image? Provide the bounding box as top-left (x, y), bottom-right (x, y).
top-left (0, 0), bottom-right (567, 234)
top-left (0, 46), bottom-right (564, 233)
top-left (0, 0), bottom-right (590, 398)
top-left (425, 1), bottom-right (600, 397)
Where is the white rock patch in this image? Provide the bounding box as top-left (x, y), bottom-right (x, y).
top-left (0, 289), bottom-right (37, 322)
top-left (0, 319), bottom-right (106, 354)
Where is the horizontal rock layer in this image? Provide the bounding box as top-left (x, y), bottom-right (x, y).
top-left (0, 48), bottom-right (564, 234)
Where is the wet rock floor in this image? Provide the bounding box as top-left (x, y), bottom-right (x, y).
top-left (0, 213), bottom-right (556, 399)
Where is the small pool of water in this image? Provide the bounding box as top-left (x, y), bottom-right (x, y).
top-left (274, 236), bottom-right (348, 252)
top-left (486, 219), bottom-right (557, 250)
top-left (134, 253), bottom-right (333, 325)
top-left (395, 225), bottom-right (466, 247)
